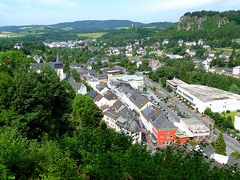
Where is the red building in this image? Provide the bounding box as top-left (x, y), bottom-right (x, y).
top-left (152, 114), bottom-right (177, 146)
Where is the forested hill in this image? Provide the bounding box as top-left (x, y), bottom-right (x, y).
top-left (0, 20), bottom-right (175, 33)
top-left (178, 10), bottom-right (240, 30)
top-left (52, 20), bottom-right (143, 31)
top-left (161, 10), bottom-right (240, 47)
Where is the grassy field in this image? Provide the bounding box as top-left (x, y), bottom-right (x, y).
top-left (221, 111), bottom-right (239, 124)
top-left (213, 47), bottom-right (240, 54)
top-left (77, 32), bottom-right (106, 39)
top-left (0, 32), bottom-right (27, 38)
top-left (0, 32), bottom-right (15, 38)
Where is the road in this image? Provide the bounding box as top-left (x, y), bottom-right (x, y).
top-left (141, 73), bottom-right (240, 154)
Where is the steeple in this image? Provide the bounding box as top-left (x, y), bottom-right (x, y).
top-left (56, 52), bottom-right (60, 62)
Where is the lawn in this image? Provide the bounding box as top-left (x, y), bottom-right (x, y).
top-left (221, 111), bottom-right (239, 124)
top-left (77, 32), bottom-right (106, 39)
top-left (0, 32), bottom-right (27, 38)
top-left (0, 32), bottom-right (15, 38)
top-left (213, 47), bottom-right (240, 54)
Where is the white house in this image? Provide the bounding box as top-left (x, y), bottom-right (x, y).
top-left (233, 66), bottom-right (240, 75)
top-left (103, 100), bottom-right (142, 144)
top-left (69, 81), bottom-right (87, 95)
top-left (162, 39), bottom-right (169, 45)
top-left (166, 53), bottom-right (183, 59)
top-left (87, 90), bottom-right (108, 108)
top-left (174, 118), bottom-right (210, 140)
top-left (234, 114), bottom-right (240, 131)
top-left (108, 74), bottom-right (145, 91)
top-left (14, 43), bottom-right (22, 49)
top-left (185, 41), bottom-right (196, 46)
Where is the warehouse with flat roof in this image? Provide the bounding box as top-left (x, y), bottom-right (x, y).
top-left (167, 78), bottom-right (240, 113)
top-left (176, 84), bottom-right (240, 113)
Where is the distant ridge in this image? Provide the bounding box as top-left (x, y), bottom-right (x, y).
top-left (0, 20), bottom-right (175, 33)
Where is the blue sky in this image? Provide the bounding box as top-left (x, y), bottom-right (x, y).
top-left (0, 0), bottom-right (240, 26)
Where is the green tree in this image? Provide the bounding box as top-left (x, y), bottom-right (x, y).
top-left (124, 144), bottom-right (154, 179)
top-left (71, 69), bottom-right (81, 82)
top-left (229, 84), bottom-right (240, 94)
top-left (71, 95), bottom-right (103, 129)
top-left (161, 77), bottom-right (168, 87)
top-left (0, 67), bottom-right (75, 139)
top-left (231, 151), bottom-right (240, 159)
top-left (0, 127), bottom-right (31, 179)
top-left (29, 140), bottom-right (77, 179)
top-left (0, 51), bottom-right (31, 76)
top-left (215, 132), bottom-right (226, 155)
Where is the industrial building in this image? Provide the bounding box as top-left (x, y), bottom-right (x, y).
top-left (167, 78), bottom-right (240, 113)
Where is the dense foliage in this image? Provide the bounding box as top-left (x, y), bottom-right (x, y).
top-left (157, 10), bottom-right (240, 48)
top-left (204, 108), bottom-right (234, 131)
top-left (149, 59), bottom-right (240, 94)
top-left (215, 132), bottom-right (227, 155)
top-left (0, 51), bottom-right (239, 179)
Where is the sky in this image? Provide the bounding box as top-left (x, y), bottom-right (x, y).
top-left (0, 0), bottom-right (239, 26)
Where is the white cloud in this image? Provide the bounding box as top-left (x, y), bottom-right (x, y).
top-left (129, 0), bottom-right (224, 13)
top-left (14, 0), bottom-right (80, 8)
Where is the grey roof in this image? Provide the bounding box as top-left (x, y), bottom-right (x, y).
top-left (117, 116), bottom-right (127, 124)
top-left (97, 73), bottom-right (108, 80)
top-left (152, 114), bottom-right (176, 131)
top-left (89, 71), bottom-right (98, 77)
top-left (227, 156), bottom-right (240, 168)
top-left (66, 74), bottom-right (75, 82)
top-left (104, 100), bottom-right (140, 133)
top-left (130, 91), bottom-right (149, 109)
top-left (117, 83), bottom-right (133, 94)
top-left (96, 83), bottom-right (107, 91)
top-left (179, 84), bottom-right (240, 102)
top-left (105, 108), bottom-right (120, 120)
top-left (104, 91), bottom-right (118, 101)
top-left (30, 62), bottom-right (63, 70)
top-left (69, 81), bottom-right (84, 91)
top-left (203, 143), bottom-right (215, 158)
top-left (101, 67), bottom-right (125, 74)
top-left (142, 106), bottom-right (162, 122)
top-left (112, 100), bottom-right (125, 112)
top-left (87, 90), bottom-right (98, 99)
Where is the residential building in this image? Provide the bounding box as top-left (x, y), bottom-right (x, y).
top-left (219, 53), bottom-right (230, 61)
top-left (185, 41), bottom-right (196, 46)
top-left (166, 53), bottom-right (183, 59)
top-left (233, 66), bottom-right (240, 75)
top-left (148, 60), bottom-right (162, 71)
top-left (162, 39), bottom-right (169, 45)
top-left (174, 118), bottom-right (210, 140)
top-left (14, 43), bottom-right (22, 49)
top-left (103, 100), bottom-right (141, 144)
top-left (69, 81), bottom-right (87, 95)
top-left (108, 74), bottom-right (145, 90)
top-left (33, 55), bottom-right (43, 63)
top-left (152, 114), bottom-right (177, 146)
top-left (103, 90), bottom-right (118, 106)
top-left (87, 90), bottom-right (108, 107)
